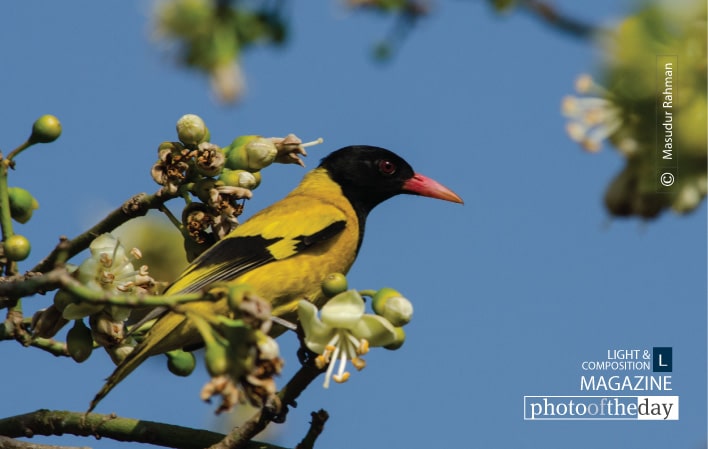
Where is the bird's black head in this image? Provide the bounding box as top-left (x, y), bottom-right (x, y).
top-left (319, 145), bottom-right (462, 220)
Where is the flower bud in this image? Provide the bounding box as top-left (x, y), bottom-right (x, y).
top-left (4, 234), bottom-right (31, 261)
top-left (29, 114), bottom-right (62, 144)
top-left (224, 136), bottom-right (277, 171)
top-left (166, 349), bottom-right (197, 376)
top-left (67, 319), bottom-right (94, 363)
top-left (321, 272), bottom-right (348, 297)
top-left (372, 287), bottom-right (413, 326)
top-left (8, 187), bottom-right (39, 224)
top-left (176, 114), bottom-right (208, 146)
top-left (219, 169), bottom-right (260, 190)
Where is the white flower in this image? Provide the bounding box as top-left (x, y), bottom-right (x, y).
top-left (297, 290), bottom-right (398, 388)
top-left (561, 74), bottom-right (637, 155)
top-left (63, 234), bottom-right (149, 320)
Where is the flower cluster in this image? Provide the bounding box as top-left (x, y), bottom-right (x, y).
top-left (33, 233), bottom-right (155, 363)
top-left (298, 278), bottom-right (412, 389)
top-left (150, 114), bottom-right (322, 259)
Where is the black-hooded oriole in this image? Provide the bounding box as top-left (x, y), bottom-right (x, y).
top-left (89, 145), bottom-right (462, 411)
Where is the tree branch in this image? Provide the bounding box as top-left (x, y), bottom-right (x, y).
top-left (0, 435), bottom-right (89, 449)
top-left (0, 410), bottom-right (284, 449)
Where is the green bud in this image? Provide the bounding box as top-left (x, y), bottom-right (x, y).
top-left (321, 273), bottom-right (348, 297)
top-left (383, 327), bottom-right (406, 350)
top-left (224, 136), bottom-right (277, 171)
top-left (4, 234), bottom-right (31, 261)
top-left (377, 295), bottom-right (413, 327)
top-left (204, 340), bottom-right (230, 377)
top-left (29, 114), bottom-right (62, 144)
top-left (8, 187), bottom-right (39, 224)
top-left (66, 319), bottom-right (94, 363)
top-left (219, 169), bottom-right (260, 190)
top-left (176, 114), bottom-right (208, 146)
top-left (371, 287), bottom-right (401, 315)
top-left (166, 349), bottom-right (197, 376)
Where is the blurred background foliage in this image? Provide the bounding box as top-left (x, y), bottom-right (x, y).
top-left (153, 0), bottom-right (706, 220)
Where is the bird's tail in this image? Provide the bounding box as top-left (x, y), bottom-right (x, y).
top-left (87, 312), bottom-right (185, 413)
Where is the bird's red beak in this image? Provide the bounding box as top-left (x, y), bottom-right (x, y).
top-left (402, 173), bottom-right (464, 204)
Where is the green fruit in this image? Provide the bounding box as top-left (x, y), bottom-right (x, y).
top-left (66, 320), bottom-right (94, 363)
top-left (166, 349), bottom-right (197, 376)
top-left (30, 114), bottom-right (62, 143)
top-left (321, 273), bottom-right (348, 297)
top-left (8, 187), bottom-right (39, 223)
top-left (4, 234), bottom-right (31, 261)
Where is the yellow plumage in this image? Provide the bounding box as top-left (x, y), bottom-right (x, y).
top-left (89, 168), bottom-right (359, 411)
top-left (89, 145), bottom-right (462, 412)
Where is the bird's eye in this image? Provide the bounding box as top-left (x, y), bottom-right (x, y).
top-left (378, 159), bottom-right (397, 175)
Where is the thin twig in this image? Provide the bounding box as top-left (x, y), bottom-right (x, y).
top-left (295, 410), bottom-right (329, 449)
top-left (520, 0), bottom-right (599, 39)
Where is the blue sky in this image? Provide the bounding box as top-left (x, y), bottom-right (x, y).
top-left (1, 1), bottom-right (705, 448)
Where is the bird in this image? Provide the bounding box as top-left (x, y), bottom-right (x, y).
top-left (88, 145), bottom-right (462, 411)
